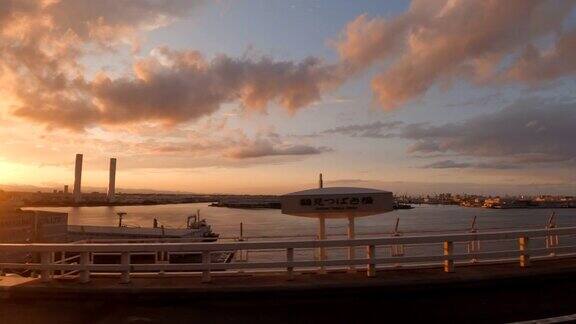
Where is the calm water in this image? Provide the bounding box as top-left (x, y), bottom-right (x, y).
top-left (24, 203), bottom-right (576, 262)
top-left (27, 203), bottom-right (576, 239)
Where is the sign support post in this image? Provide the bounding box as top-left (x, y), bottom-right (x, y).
top-left (281, 182), bottom-right (395, 278)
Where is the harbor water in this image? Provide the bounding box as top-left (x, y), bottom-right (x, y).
top-left (26, 204), bottom-right (576, 263)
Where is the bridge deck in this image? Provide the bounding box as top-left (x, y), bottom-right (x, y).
top-left (3, 257), bottom-right (576, 299)
top-left (4, 258), bottom-right (576, 323)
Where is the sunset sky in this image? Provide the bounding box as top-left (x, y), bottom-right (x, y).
top-left (0, 0), bottom-right (575, 195)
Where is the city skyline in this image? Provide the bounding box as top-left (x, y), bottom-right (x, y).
top-left (1, 0), bottom-right (575, 195)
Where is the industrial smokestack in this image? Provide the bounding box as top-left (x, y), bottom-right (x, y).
top-left (73, 154), bottom-right (83, 203)
top-left (107, 158), bottom-right (117, 202)
top-left (319, 173), bottom-right (323, 189)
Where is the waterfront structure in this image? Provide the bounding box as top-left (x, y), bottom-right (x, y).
top-left (108, 158), bottom-right (117, 202)
top-left (67, 223), bottom-right (215, 241)
top-left (281, 175), bottom-right (394, 272)
top-left (0, 208), bottom-right (68, 243)
top-left (73, 154), bottom-right (83, 203)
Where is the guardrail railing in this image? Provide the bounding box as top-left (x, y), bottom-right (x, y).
top-left (1, 226), bottom-right (576, 284)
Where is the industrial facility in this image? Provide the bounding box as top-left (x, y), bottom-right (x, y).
top-left (71, 154), bottom-right (117, 204)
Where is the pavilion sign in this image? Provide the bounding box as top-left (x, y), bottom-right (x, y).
top-left (281, 187), bottom-right (394, 218)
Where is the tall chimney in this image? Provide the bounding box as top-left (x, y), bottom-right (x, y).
top-left (107, 158), bottom-right (117, 202)
top-left (73, 154), bottom-right (83, 203)
top-left (319, 173), bottom-right (323, 189)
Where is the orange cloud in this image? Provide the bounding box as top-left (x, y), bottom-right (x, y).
top-left (335, 0), bottom-right (576, 108)
top-left (3, 0), bottom-right (576, 130)
top-left (88, 49), bottom-right (339, 127)
top-left (506, 29), bottom-right (576, 83)
top-left (1, 1), bottom-right (341, 130)
top-left (225, 138), bottom-right (331, 159)
top-left (0, 0), bottom-right (203, 130)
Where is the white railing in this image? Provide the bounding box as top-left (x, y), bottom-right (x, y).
top-left (0, 226), bottom-right (574, 284)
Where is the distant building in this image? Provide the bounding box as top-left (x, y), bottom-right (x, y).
top-left (483, 197), bottom-right (532, 209)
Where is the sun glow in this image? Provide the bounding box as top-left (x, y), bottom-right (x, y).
top-left (0, 161), bottom-right (30, 184)
top-left (0, 160), bottom-right (70, 188)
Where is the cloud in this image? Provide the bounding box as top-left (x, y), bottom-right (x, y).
top-left (422, 160), bottom-right (472, 169)
top-left (335, 0), bottom-right (576, 108)
top-left (226, 141), bottom-right (329, 159)
top-left (321, 121), bottom-right (402, 138)
top-left (83, 48), bottom-right (339, 127)
top-left (3, 0), bottom-right (576, 130)
top-left (0, 0), bottom-right (201, 130)
top-left (401, 98), bottom-right (576, 166)
top-left (474, 162), bottom-right (519, 170)
top-left (422, 160), bottom-right (518, 170)
top-left (9, 42), bottom-right (340, 131)
top-left (506, 29), bottom-right (576, 83)
top-left (0, 1), bottom-right (341, 130)
top-left (225, 135), bottom-right (331, 159)
top-left (130, 125), bottom-right (333, 162)
top-left (0, 0), bottom-right (201, 48)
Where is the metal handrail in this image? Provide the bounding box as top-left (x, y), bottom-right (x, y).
top-left (1, 226), bottom-right (575, 252)
top-left (1, 226), bottom-right (576, 284)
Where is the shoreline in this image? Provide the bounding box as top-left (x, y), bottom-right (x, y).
top-left (21, 200), bottom-right (218, 208)
top-left (22, 202), bottom-right (575, 210)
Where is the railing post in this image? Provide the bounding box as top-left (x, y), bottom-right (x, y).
top-left (443, 241), bottom-right (454, 273)
top-left (318, 216), bottom-right (327, 274)
top-left (154, 251), bottom-right (165, 276)
top-left (519, 236), bottom-right (530, 267)
top-left (120, 252), bottom-right (131, 284)
top-left (287, 248), bottom-right (294, 281)
top-left (202, 251), bottom-right (211, 283)
top-left (58, 251), bottom-right (65, 276)
top-left (366, 245), bottom-right (376, 277)
top-left (40, 252), bottom-right (52, 282)
top-left (31, 252), bottom-right (39, 278)
top-left (545, 221), bottom-right (559, 256)
top-left (347, 216), bottom-right (356, 272)
top-left (391, 217), bottom-right (405, 259)
top-left (79, 252), bottom-right (90, 283)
